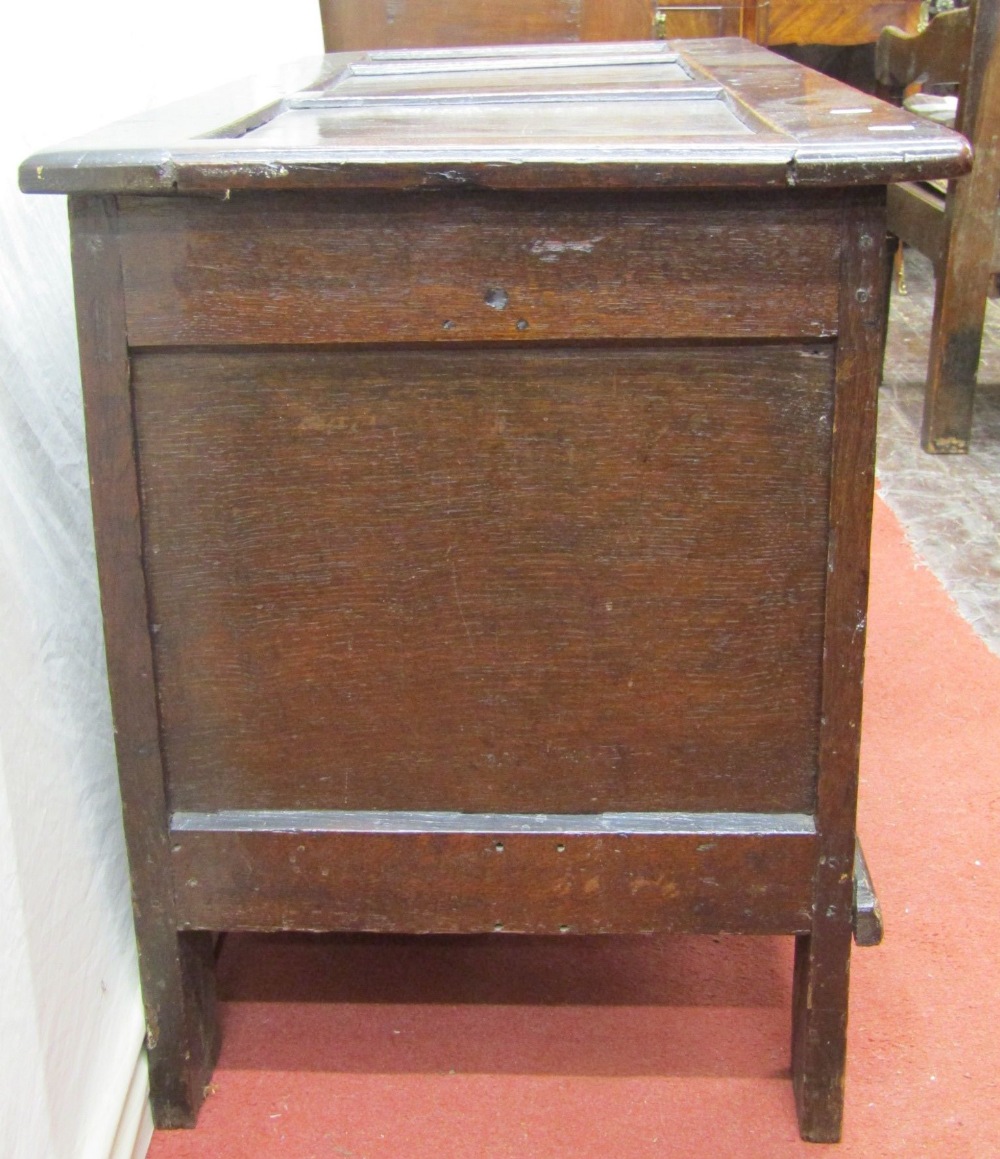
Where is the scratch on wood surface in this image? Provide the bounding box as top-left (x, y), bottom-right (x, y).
top-left (530, 236), bottom-right (605, 262)
top-left (448, 551), bottom-right (474, 645)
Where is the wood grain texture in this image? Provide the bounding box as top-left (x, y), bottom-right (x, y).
top-left (768, 0), bottom-right (920, 47)
top-left (169, 815), bottom-right (817, 934)
top-left (118, 191), bottom-right (843, 347)
top-left (132, 343), bottom-right (835, 816)
top-left (68, 195), bottom-right (219, 1129)
top-left (791, 189), bottom-right (886, 1144)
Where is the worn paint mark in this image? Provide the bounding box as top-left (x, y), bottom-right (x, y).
top-left (529, 236), bottom-right (605, 262)
top-left (629, 874), bottom-right (679, 899)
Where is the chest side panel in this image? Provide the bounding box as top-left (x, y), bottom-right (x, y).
top-left (133, 342), bottom-right (833, 815)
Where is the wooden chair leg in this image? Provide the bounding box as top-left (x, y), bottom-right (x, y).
top-left (879, 234), bottom-right (901, 386)
top-left (921, 252), bottom-right (991, 452)
top-left (920, 0), bottom-right (1000, 453)
top-left (894, 242), bottom-right (907, 296)
top-left (791, 924), bottom-right (853, 1143)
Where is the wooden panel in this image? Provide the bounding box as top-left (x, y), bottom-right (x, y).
top-left (119, 192), bottom-right (843, 346)
top-left (769, 0), bottom-right (920, 47)
top-left (311, 49), bottom-right (696, 100)
top-left (169, 811), bottom-right (817, 934)
top-left (132, 343), bottom-right (835, 816)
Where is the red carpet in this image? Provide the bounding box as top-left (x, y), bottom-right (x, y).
top-left (147, 497), bottom-right (1000, 1156)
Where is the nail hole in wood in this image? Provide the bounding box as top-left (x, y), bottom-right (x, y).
top-left (484, 287), bottom-right (509, 310)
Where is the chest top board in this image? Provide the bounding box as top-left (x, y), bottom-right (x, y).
top-left (21, 38), bottom-right (967, 1144)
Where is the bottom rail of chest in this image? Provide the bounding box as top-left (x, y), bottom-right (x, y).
top-left (168, 809), bottom-right (819, 935)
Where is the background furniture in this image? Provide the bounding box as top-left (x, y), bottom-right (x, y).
top-left (877, 0), bottom-right (1000, 451)
top-left (22, 38), bottom-right (966, 1144)
top-left (318, 0), bottom-right (658, 49)
top-left (769, 0), bottom-right (920, 46)
top-left (319, 0), bottom-right (913, 51)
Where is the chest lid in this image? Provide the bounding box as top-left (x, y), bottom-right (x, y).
top-left (21, 38), bottom-right (969, 194)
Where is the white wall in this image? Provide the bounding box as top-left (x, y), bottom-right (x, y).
top-left (0, 5), bottom-right (321, 1157)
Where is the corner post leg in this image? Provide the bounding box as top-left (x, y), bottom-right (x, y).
top-left (70, 194), bottom-right (220, 1127)
top-left (791, 924), bottom-right (853, 1142)
top-left (790, 188), bottom-right (887, 1143)
top-left (142, 930), bottom-right (220, 1127)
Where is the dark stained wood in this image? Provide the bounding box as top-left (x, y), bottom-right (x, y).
top-left (853, 839), bottom-right (884, 947)
top-left (791, 189), bottom-right (886, 1144)
top-left (18, 40), bottom-right (970, 196)
top-left (877, 1), bottom-right (1000, 451)
top-left (27, 43), bottom-right (967, 1141)
top-left (118, 191), bottom-right (843, 346)
top-left (68, 195), bottom-right (219, 1129)
top-left (132, 342), bottom-right (833, 816)
top-left (169, 812), bottom-right (816, 934)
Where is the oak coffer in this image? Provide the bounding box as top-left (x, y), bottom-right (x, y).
top-left (22, 39), bottom-right (968, 1142)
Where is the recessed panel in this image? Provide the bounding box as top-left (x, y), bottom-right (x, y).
top-left (133, 344), bottom-right (834, 815)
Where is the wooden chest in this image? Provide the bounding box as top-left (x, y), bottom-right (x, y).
top-left (21, 39), bottom-right (967, 1142)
